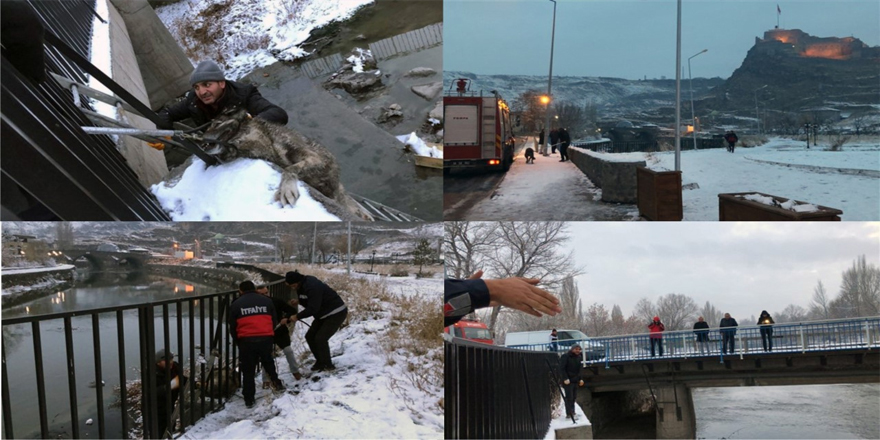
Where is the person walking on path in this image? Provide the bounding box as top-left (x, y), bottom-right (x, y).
top-left (719, 313), bottom-right (738, 354)
top-left (724, 130), bottom-right (738, 153)
top-left (538, 128), bottom-right (546, 155)
top-left (559, 344), bottom-right (584, 420)
top-left (285, 270), bottom-right (348, 372)
top-left (230, 281), bottom-right (283, 407)
top-left (757, 310), bottom-right (775, 352)
top-left (648, 316), bottom-right (665, 357)
top-left (558, 127), bottom-right (571, 162)
top-left (693, 316), bottom-right (710, 355)
top-left (549, 128), bottom-right (559, 155)
top-left (256, 285), bottom-right (302, 384)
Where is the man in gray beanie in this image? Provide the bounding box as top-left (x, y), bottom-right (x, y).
top-left (157, 60), bottom-right (288, 130)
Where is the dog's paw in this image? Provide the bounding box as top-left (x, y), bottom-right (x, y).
top-left (275, 176), bottom-right (301, 206)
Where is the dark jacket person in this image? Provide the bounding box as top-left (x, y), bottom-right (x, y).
top-left (559, 345), bottom-right (584, 419)
top-left (286, 271), bottom-right (348, 372)
top-left (157, 60), bottom-right (288, 129)
top-left (230, 280), bottom-right (282, 407)
top-left (757, 310), bottom-right (775, 352)
top-left (155, 349), bottom-right (187, 438)
top-left (719, 313), bottom-right (738, 354)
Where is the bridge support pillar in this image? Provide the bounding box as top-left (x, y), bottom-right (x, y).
top-left (655, 384), bottom-right (696, 439)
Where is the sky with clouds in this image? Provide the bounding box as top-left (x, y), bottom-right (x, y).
top-left (563, 222), bottom-right (880, 321)
top-left (444, 0), bottom-right (880, 79)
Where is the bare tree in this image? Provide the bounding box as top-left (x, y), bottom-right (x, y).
top-left (610, 304), bottom-right (626, 335)
top-left (583, 303), bottom-right (611, 336)
top-left (810, 280), bottom-right (831, 320)
top-left (700, 301), bottom-right (723, 328)
top-left (482, 222), bottom-right (583, 332)
top-left (836, 255), bottom-right (880, 317)
top-left (443, 222), bottom-right (493, 279)
top-left (556, 276), bottom-right (583, 328)
top-left (775, 304), bottom-right (808, 323)
top-left (55, 222), bottom-right (75, 249)
top-left (656, 293), bottom-right (699, 331)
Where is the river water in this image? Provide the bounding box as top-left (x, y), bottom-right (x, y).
top-left (1, 271), bottom-right (230, 439)
top-left (693, 384), bottom-right (880, 439)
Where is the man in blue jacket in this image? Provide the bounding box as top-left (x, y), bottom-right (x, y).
top-left (230, 280), bottom-right (283, 407)
top-left (285, 271), bottom-right (348, 372)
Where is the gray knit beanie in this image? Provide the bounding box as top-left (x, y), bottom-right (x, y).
top-left (190, 60), bottom-right (225, 86)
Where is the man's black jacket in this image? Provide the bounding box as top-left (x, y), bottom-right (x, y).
top-left (157, 80), bottom-right (288, 129)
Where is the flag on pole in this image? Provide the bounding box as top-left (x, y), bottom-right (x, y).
top-left (777, 4), bottom-right (781, 14)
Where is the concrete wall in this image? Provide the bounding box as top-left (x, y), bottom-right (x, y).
top-left (109, 0), bottom-right (193, 110)
top-left (106, 0), bottom-right (168, 186)
top-left (568, 147), bottom-right (645, 204)
top-left (655, 385), bottom-right (696, 439)
top-left (148, 263), bottom-right (252, 289)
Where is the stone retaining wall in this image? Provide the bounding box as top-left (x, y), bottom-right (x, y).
top-left (147, 264), bottom-right (258, 290)
top-left (568, 147), bottom-right (646, 204)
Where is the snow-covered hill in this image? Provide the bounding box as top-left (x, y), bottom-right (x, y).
top-left (444, 71), bottom-right (723, 118)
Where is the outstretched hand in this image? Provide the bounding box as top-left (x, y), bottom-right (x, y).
top-left (468, 270), bottom-right (562, 318)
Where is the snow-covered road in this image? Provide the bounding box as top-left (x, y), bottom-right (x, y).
top-left (459, 138), bottom-right (640, 221)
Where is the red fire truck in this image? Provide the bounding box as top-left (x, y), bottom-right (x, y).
top-left (443, 78), bottom-right (516, 173)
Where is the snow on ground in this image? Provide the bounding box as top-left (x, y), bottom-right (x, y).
top-left (543, 393), bottom-right (590, 440)
top-left (646, 138), bottom-right (880, 220)
top-left (150, 158), bottom-right (339, 221)
top-left (180, 273), bottom-right (442, 439)
top-left (88, 0), bottom-right (117, 122)
top-left (397, 132), bottom-right (443, 158)
top-left (155, 0), bottom-right (374, 80)
top-left (1, 264), bottom-right (75, 276)
top-left (463, 138), bottom-right (639, 221)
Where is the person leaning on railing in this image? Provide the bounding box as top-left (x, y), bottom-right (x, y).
top-left (758, 310), bottom-right (776, 352)
top-left (719, 313), bottom-right (739, 354)
top-left (693, 316), bottom-right (710, 355)
top-left (444, 270), bottom-right (562, 327)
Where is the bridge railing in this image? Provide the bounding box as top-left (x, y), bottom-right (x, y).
top-left (1, 278), bottom-right (290, 439)
top-left (445, 337), bottom-right (560, 439)
top-left (506, 317), bottom-right (880, 367)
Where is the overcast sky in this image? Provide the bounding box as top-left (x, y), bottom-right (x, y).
top-left (564, 222), bottom-right (880, 322)
top-left (444, 0), bottom-right (880, 79)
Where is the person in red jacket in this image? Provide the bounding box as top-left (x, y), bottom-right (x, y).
top-left (648, 316), bottom-right (665, 357)
top-left (230, 280), bottom-right (283, 407)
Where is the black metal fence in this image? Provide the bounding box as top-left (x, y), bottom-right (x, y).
top-left (1, 275), bottom-right (290, 439)
top-left (1, 0), bottom-right (170, 220)
top-left (445, 338), bottom-right (560, 439)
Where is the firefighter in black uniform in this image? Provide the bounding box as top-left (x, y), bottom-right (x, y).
top-left (285, 271), bottom-right (348, 372)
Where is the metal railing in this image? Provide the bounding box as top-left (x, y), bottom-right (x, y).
top-left (445, 337), bottom-right (559, 439)
top-left (1, 277), bottom-right (290, 439)
top-left (1, 0), bottom-right (170, 221)
top-left (507, 317), bottom-right (880, 368)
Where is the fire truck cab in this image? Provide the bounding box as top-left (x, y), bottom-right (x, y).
top-left (443, 78), bottom-right (516, 173)
top-left (444, 318), bottom-right (494, 345)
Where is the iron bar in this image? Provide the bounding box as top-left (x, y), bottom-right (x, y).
top-left (32, 320), bottom-right (49, 438)
top-left (188, 300), bottom-right (196, 429)
top-left (92, 313), bottom-right (106, 439)
top-left (176, 301), bottom-right (184, 433)
top-left (64, 316), bottom-right (80, 439)
top-left (162, 303), bottom-right (171, 437)
top-left (2, 339), bottom-right (14, 439)
top-left (117, 310), bottom-right (128, 438)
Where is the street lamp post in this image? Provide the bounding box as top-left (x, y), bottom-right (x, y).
top-left (674, 0), bottom-right (682, 171)
top-left (688, 49), bottom-right (707, 150)
top-left (370, 250), bottom-right (376, 273)
top-left (754, 85), bottom-right (767, 134)
top-left (542, 0), bottom-right (557, 157)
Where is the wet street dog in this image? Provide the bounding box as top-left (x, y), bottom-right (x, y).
top-left (524, 147), bottom-right (535, 164)
top-left (202, 108), bottom-right (371, 220)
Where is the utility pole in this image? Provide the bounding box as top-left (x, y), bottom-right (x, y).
top-left (542, 0), bottom-right (557, 156)
top-left (311, 222), bottom-right (317, 265)
top-left (674, 0), bottom-right (682, 171)
top-left (347, 222), bottom-right (352, 275)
